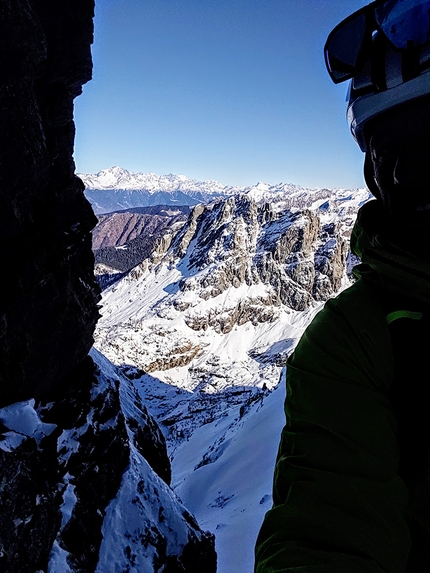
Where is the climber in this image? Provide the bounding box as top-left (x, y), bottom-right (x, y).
top-left (255, 0), bottom-right (430, 571)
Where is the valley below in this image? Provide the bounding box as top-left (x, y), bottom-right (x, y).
top-left (88, 168), bottom-right (370, 572)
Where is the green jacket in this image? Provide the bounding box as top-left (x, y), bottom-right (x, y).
top-left (255, 200), bottom-right (430, 572)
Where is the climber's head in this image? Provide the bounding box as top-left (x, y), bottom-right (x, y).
top-left (363, 95), bottom-right (430, 213)
top-left (325, 0), bottom-right (430, 213)
top-left (325, 0), bottom-right (430, 152)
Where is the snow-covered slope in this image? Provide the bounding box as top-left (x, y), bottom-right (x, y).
top-left (117, 365), bottom-right (291, 573)
top-left (93, 186), bottom-right (370, 572)
top-left (172, 374), bottom-right (286, 573)
top-left (0, 350), bottom-right (216, 572)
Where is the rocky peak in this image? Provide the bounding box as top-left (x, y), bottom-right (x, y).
top-left (94, 192), bottom-right (352, 387)
top-left (155, 196), bottom-right (347, 313)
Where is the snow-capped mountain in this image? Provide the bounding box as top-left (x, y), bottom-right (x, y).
top-left (81, 166), bottom-right (238, 196)
top-left (80, 167), bottom-right (238, 214)
top-left (80, 166), bottom-right (367, 216)
top-left (93, 187), bottom-right (371, 572)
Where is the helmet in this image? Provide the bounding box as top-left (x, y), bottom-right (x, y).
top-left (325, 0), bottom-right (430, 152)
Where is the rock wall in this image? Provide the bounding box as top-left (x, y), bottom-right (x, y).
top-left (0, 3), bottom-right (217, 571)
top-left (0, 0), bottom-right (100, 406)
top-left (171, 196), bottom-right (349, 316)
top-left (0, 351), bottom-right (216, 573)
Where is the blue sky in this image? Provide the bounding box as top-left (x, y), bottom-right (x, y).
top-left (74, 0), bottom-right (370, 189)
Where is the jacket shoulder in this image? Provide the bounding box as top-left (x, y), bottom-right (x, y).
top-left (290, 279), bottom-right (394, 392)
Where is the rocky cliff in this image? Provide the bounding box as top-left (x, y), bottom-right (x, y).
top-left (0, 3), bottom-right (216, 571)
top-left (0, 0), bottom-right (100, 406)
top-left (94, 194), bottom-right (353, 392)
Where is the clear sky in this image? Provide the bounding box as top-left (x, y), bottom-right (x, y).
top-left (73, 0), bottom-right (370, 189)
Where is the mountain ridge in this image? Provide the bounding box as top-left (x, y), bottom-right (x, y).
top-left (92, 182), bottom-right (373, 571)
top-left (80, 166), bottom-right (367, 215)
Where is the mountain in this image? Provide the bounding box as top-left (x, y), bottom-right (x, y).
top-left (0, 351), bottom-right (216, 572)
top-left (80, 167), bottom-right (238, 214)
top-left (93, 188), bottom-right (371, 572)
top-left (93, 206), bottom-right (191, 285)
top-left (79, 166), bottom-right (366, 217)
top-left (93, 205), bottom-right (192, 250)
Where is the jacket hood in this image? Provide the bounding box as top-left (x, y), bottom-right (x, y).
top-left (351, 199), bottom-right (430, 305)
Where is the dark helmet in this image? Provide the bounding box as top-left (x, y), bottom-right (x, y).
top-left (324, 0), bottom-right (430, 152)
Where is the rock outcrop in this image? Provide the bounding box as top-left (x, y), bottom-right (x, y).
top-left (0, 3), bottom-right (216, 572)
top-left (0, 351), bottom-right (216, 572)
top-left (167, 196), bottom-right (349, 314)
top-left (0, 0), bottom-right (100, 406)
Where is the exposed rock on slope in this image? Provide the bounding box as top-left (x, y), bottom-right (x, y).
top-left (0, 352), bottom-right (216, 573)
top-left (166, 195), bottom-right (348, 313)
top-left (0, 3), bottom-right (216, 571)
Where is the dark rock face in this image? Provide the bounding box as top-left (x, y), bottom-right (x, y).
top-left (0, 354), bottom-right (217, 572)
top-left (0, 425), bottom-right (60, 572)
top-left (0, 3), bottom-right (217, 572)
top-left (0, 357), bottom-right (127, 573)
top-left (47, 358), bottom-right (130, 573)
top-left (0, 0), bottom-right (100, 406)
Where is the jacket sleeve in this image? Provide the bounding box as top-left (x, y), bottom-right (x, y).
top-left (254, 282), bottom-right (410, 573)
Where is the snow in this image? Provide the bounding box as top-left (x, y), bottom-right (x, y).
top-left (96, 446), bottom-right (190, 573)
top-left (0, 431), bottom-right (26, 453)
top-left (57, 425), bottom-right (89, 464)
top-left (0, 399), bottom-right (56, 451)
top-left (59, 477), bottom-right (77, 529)
top-left (172, 374), bottom-right (287, 573)
top-left (89, 180), bottom-right (371, 571)
top-left (49, 541), bottom-right (73, 573)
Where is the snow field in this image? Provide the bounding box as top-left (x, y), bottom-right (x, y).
top-left (172, 379), bottom-right (286, 573)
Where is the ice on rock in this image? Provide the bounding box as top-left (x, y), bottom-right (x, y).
top-left (0, 399), bottom-right (56, 450)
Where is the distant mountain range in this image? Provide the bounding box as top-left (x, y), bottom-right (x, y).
top-left (80, 167), bottom-right (237, 213)
top-left (79, 166), bottom-right (365, 215)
